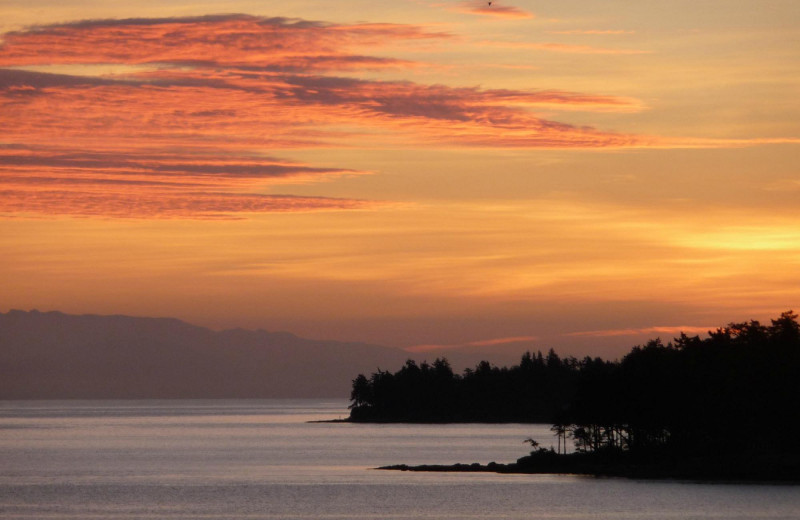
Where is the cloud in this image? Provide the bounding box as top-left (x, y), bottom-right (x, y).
top-left (547, 30), bottom-right (635, 36)
top-left (658, 136), bottom-right (800, 148)
top-left (0, 14), bottom-right (660, 218)
top-left (280, 75), bottom-right (645, 120)
top-left (1, 66), bottom-right (646, 153)
top-left (763, 178), bottom-right (800, 192)
top-left (0, 144), bottom-right (375, 218)
top-left (481, 40), bottom-right (650, 55)
top-left (0, 188), bottom-right (376, 219)
top-left (405, 335), bottom-right (538, 353)
top-left (0, 67), bottom-right (121, 89)
top-left (565, 326), bottom-right (713, 339)
top-left (455, 2), bottom-right (534, 19)
top-left (0, 15), bottom-right (448, 71)
top-left (532, 42), bottom-right (649, 55)
top-left (0, 145), bottom-right (362, 184)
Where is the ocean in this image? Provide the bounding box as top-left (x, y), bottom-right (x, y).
top-left (1, 399), bottom-right (797, 519)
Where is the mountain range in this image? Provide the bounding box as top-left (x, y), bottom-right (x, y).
top-left (0, 309), bottom-right (412, 399)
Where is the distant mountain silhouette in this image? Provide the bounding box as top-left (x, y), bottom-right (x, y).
top-left (0, 309), bottom-right (410, 399)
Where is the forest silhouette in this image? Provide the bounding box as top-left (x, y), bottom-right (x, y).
top-left (352, 311), bottom-right (800, 479)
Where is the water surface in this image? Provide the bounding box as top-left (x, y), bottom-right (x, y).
top-left (1, 399), bottom-right (797, 519)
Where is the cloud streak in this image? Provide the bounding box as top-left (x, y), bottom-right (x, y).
top-left (0, 15), bottom-right (446, 71)
top-left (405, 335), bottom-right (538, 353)
top-left (0, 188), bottom-right (375, 220)
top-left (565, 326), bottom-right (713, 339)
top-left (481, 40), bottom-right (650, 55)
top-left (0, 144), bottom-right (376, 219)
top-left (547, 30), bottom-right (635, 36)
top-left (1, 57), bottom-right (646, 152)
top-left (455, 2), bottom-right (534, 19)
top-left (0, 145), bottom-right (362, 184)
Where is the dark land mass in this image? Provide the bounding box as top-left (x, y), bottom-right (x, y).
top-left (379, 450), bottom-right (800, 483)
top-left (348, 353), bottom-right (576, 423)
top-left (0, 309), bottom-right (410, 398)
top-left (353, 312), bottom-right (800, 482)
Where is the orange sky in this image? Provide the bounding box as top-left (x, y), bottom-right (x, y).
top-left (2, 0), bottom-right (799, 358)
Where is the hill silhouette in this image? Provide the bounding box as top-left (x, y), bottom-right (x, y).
top-left (0, 309), bottom-right (409, 398)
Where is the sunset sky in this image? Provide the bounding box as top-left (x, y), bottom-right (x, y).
top-left (2, 0), bottom-right (799, 359)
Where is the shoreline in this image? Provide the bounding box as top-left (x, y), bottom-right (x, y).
top-left (376, 453), bottom-right (800, 483)
top-left (312, 417), bottom-right (553, 424)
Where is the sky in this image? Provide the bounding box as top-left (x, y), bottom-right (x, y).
top-left (1, 0), bottom-right (799, 359)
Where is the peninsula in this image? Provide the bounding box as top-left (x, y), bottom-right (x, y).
top-left (353, 312), bottom-right (800, 481)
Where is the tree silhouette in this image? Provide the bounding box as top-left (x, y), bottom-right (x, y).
top-left (349, 311), bottom-right (800, 475)
top-left (551, 423), bottom-right (567, 454)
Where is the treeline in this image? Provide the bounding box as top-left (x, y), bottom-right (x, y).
top-left (349, 311), bottom-right (800, 462)
top-left (349, 351), bottom-right (587, 422)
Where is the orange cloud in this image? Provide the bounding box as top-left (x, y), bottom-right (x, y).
top-left (0, 15), bottom-right (447, 71)
top-left (0, 145), bottom-right (362, 184)
top-left (482, 40), bottom-right (650, 55)
top-left (0, 144), bottom-right (375, 219)
top-left (406, 335), bottom-right (538, 353)
top-left (0, 188), bottom-right (376, 219)
top-left (565, 326), bottom-right (713, 339)
top-left (1, 67), bottom-right (645, 151)
top-left (0, 14), bottom-right (657, 219)
top-left (547, 30), bottom-right (635, 36)
top-left (456, 2), bottom-right (534, 19)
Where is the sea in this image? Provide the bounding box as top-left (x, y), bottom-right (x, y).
top-left (1, 399), bottom-right (797, 520)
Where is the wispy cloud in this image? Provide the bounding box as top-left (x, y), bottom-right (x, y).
top-left (481, 40), bottom-right (650, 55)
top-left (0, 189), bottom-right (376, 220)
top-left (0, 14), bottom-right (656, 219)
top-left (0, 144), bottom-right (377, 219)
top-left (2, 67), bottom-right (645, 147)
top-left (455, 2), bottom-right (534, 19)
top-left (0, 15), bottom-right (447, 71)
top-left (763, 178), bottom-right (800, 192)
top-left (406, 335), bottom-right (538, 353)
top-left (0, 145), bottom-right (363, 184)
top-left (0, 38), bottom-right (647, 149)
top-left (565, 326), bottom-right (712, 339)
top-left (547, 30), bottom-right (635, 36)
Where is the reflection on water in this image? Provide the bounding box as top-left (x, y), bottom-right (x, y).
top-left (1, 399), bottom-right (798, 519)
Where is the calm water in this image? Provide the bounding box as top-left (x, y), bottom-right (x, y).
top-left (1, 400), bottom-right (797, 520)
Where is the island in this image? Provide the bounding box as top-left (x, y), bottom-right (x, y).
top-left (351, 312), bottom-right (800, 481)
